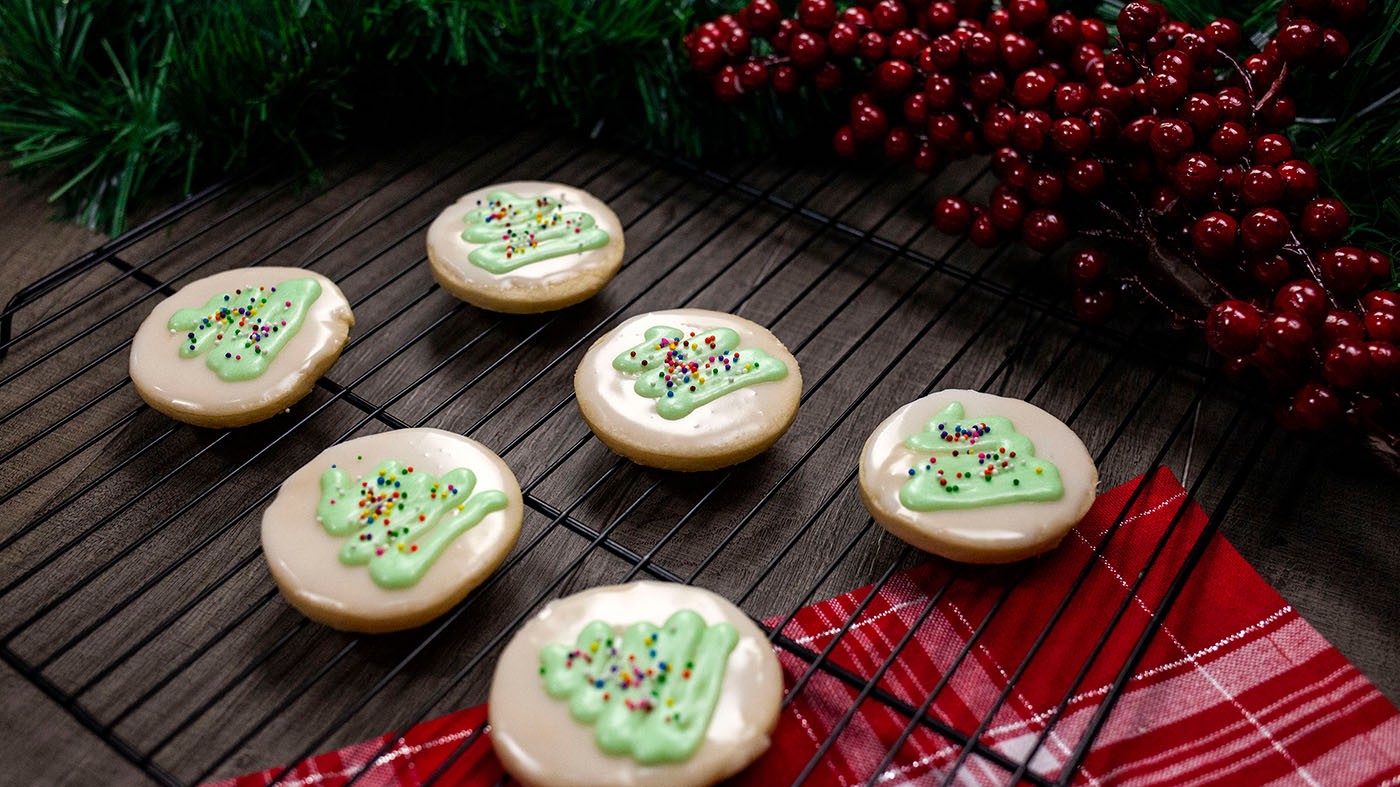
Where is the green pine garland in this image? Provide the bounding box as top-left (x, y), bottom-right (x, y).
top-left (1, 0), bottom-right (1397, 265)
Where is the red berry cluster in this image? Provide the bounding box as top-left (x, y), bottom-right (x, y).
top-left (686, 0), bottom-right (1399, 450)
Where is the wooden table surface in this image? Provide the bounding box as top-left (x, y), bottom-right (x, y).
top-left (1, 132), bottom-right (1396, 785)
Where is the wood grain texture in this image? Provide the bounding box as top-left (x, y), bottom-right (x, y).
top-left (0, 132), bottom-right (1395, 786)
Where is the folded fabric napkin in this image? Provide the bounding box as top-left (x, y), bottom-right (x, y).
top-left (219, 469), bottom-right (1400, 787)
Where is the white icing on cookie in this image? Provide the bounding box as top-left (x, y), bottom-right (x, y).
top-left (427, 181), bottom-right (625, 314)
top-left (128, 266), bottom-right (354, 428)
top-left (573, 309), bottom-right (803, 471)
top-left (261, 428), bottom-right (523, 633)
top-left (489, 582), bottom-right (783, 787)
top-left (859, 389), bottom-right (1098, 563)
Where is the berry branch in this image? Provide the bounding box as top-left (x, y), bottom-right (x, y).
top-left (686, 0), bottom-right (1400, 461)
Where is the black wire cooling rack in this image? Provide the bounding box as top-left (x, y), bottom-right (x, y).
top-left (0, 125), bottom-right (1287, 786)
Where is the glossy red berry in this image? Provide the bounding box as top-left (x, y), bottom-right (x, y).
top-left (1209, 122), bottom-right (1250, 161)
top-left (1103, 51), bottom-right (1138, 86)
top-left (1146, 72), bottom-right (1188, 109)
top-left (883, 126), bottom-right (913, 160)
top-left (798, 0), bottom-right (838, 31)
top-left (1367, 310), bottom-right (1400, 343)
top-left (858, 30), bottom-right (887, 60)
top-left (933, 196), bottom-right (974, 234)
top-left (1262, 312), bottom-right (1315, 358)
top-left (1067, 159), bottom-right (1105, 195)
top-left (851, 103), bottom-right (889, 142)
top-left (1149, 118), bottom-right (1194, 160)
top-left (1027, 170), bottom-right (1064, 205)
top-left (712, 66), bottom-right (742, 102)
top-left (1367, 251), bottom-right (1392, 280)
top-left (997, 33), bottom-right (1039, 71)
top-left (1251, 255), bottom-right (1293, 288)
top-left (1085, 108), bottom-right (1120, 146)
top-left (1276, 19), bottom-right (1323, 63)
top-left (1207, 301), bottom-right (1262, 354)
top-left (1117, 2), bottom-right (1162, 42)
top-left (913, 142), bottom-right (939, 173)
top-left (744, 0), bottom-right (782, 35)
top-left (969, 210), bottom-right (1001, 247)
top-left (770, 64), bottom-right (798, 93)
top-left (1054, 83), bottom-right (1090, 115)
top-left (1192, 212), bottom-right (1237, 258)
top-left (1370, 342), bottom-right (1400, 384)
top-left (925, 2), bottom-right (957, 32)
top-left (689, 36), bottom-right (725, 73)
top-left (1045, 13), bottom-right (1081, 51)
top-left (903, 92), bottom-right (930, 126)
top-left (1291, 383), bottom-right (1341, 431)
top-left (1318, 246), bottom-right (1372, 294)
top-left (1074, 17), bottom-right (1105, 45)
top-left (1317, 28), bottom-right (1351, 69)
top-left (1011, 110), bottom-right (1051, 153)
top-left (1073, 288), bottom-right (1117, 323)
top-left (1021, 209), bottom-right (1069, 251)
top-left (1007, 0), bottom-right (1050, 31)
top-left (833, 126), bottom-right (860, 158)
top-left (925, 34), bottom-right (962, 69)
top-left (989, 186), bottom-right (1027, 232)
top-left (1259, 96), bottom-right (1297, 128)
top-left (968, 71), bottom-right (1006, 104)
top-left (1322, 310), bottom-right (1366, 345)
top-left (1241, 208), bottom-right (1290, 254)
top-left (1176, 154), bottom-right (1220, 200)
top-left (919, 74), bottom-right (954, 110)
top-left (828, 22), bottom-right (859, 56)
top-left (964, 31), bottom-right (999, 67)
top-left (1070, 248), bottom-right (1108, 284)
top-left (1253, 134), bottom-right (1293, 165)
top-left (1274, 280), bottom-right (1329, 325)
top-left (889, 30), bottom-right (927, 61)
top-left (1204, 18), bottom-right (1242, 53)
top-left (1300, 198), bottom-right (1351, 242)
top-left (926, 113), bottom-right (962, 147)
top-left (871, 0), bottom-right (908, 33)
top-left (790, 31), bottom-right (828, 68)
top-left (872, 59), bottom-right (915, 94)
top-left (1240, 166), bottom-right (1284, 207)
top-left (1276, 160), bottom-right (1319, 203)
top-left (1180, 93), bottom-right (1221, 133)
top-left (1215, 87), bottom-right (1251, 123)
top-left (1050, 118), bottom-right (1091, 156)
top-left (1324, 340), bottom-right (1369, 388)
top-left (738, 60), bottom-right (768, 91)
top-left (1013, 68), bottom-right (1056, 107)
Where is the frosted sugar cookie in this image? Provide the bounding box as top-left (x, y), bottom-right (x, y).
top-left (574, 309), bottom-right (803, 471)
top-left (427, 181), bottom-right (625, 313)
top-left (489, 582), bottom-right (783, 787)
top-left (261, 428), bottom-right (523, 633)
top-left (859, 389), bottom-right (1098, 563)
top-left (129, 266), bottom-right (354, 428)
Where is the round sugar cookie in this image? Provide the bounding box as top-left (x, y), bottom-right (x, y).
top-left (260, 428), bottom-right (523, 633)
top-left (427, 181), bottom-right (625, 313)
top-left (859, 389), bottom-right (1098, 564)
top-left (489, 582), bottom-right (784, 787)
top-left (129, 266), bottom-right (354, 428)
top-left (574, 309), bottom-right (802, 471)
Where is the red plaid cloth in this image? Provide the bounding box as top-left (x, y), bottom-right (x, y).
top-left (218, 470), bottom-right (1400, 786)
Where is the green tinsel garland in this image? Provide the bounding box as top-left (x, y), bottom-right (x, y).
top-left (1, 0), bottom-right (1397, 260)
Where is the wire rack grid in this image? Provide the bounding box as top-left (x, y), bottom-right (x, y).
top-left (0, 126), bottom-right (1284, 786)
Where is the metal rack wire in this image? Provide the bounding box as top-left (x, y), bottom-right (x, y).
top-left (0, 126), bottom-right (1281, 786)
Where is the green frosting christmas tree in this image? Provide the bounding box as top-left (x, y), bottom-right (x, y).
top-left (900, 401), bottom-right (1064, 512)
